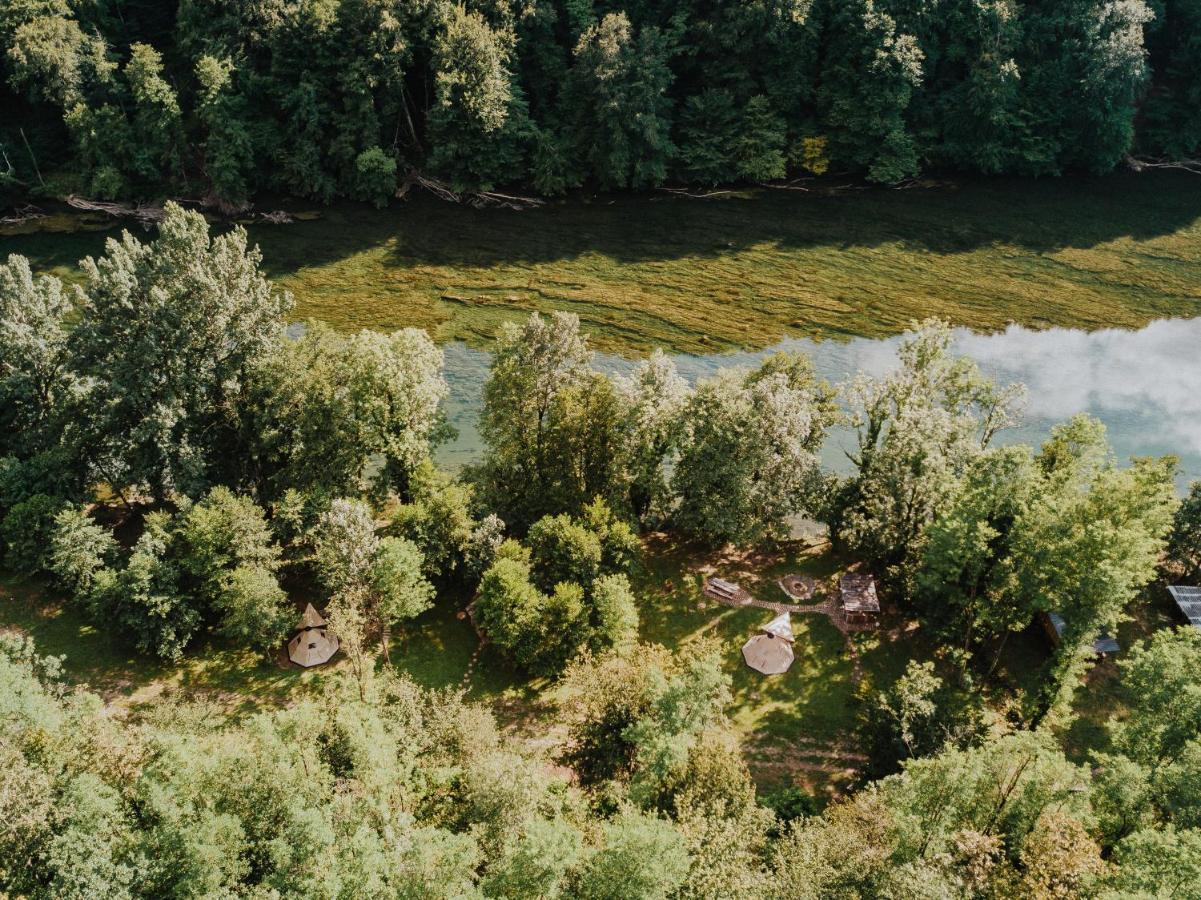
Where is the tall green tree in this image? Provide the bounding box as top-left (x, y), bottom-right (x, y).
top-left (672, 351), bottom-right (838, 546)
top-left (69, 204), bottom-right (290, 499)
top-left (564, 12), bottom-right (676, 189)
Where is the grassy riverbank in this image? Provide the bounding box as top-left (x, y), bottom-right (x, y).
top-left (6, 171), bottom-right (1201, 354)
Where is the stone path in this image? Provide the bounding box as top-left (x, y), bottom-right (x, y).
top-left (458, 642), bottom-right (484, 692)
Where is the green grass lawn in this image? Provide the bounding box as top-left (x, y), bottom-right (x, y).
top-left (629, 537), bottom-right (930, 797)
top-left (0, 540), bottom-right (946, 797)
top-left (7, 171), bottom-right (1201, 354)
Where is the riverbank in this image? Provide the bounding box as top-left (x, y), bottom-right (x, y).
top-left (6, 171), bottom-right (1201, 354)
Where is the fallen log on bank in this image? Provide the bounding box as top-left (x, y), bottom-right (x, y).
top-left (397, 172), bottom-right (545, 210)
top-left (65, 194), bottom-right (167, 226)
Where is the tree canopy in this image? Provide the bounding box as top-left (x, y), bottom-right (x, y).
top-left (2, 0), bottom-right (1198, 204)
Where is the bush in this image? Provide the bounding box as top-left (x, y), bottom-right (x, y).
top-left (1, 493), bottom-right (66, 575)
top-left (215, 564), bottom-right (292, 653)
top-left (526, 499), bottom-right (639, 594)
top-left (96, 512), bottom-right (200, 661)
top-left (353, 146), bottom-right (397, 208)
top-left (48, 506), bottom-right (116, 597)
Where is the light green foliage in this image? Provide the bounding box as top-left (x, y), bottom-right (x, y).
top-left (1107, 628), bottom-right (1201, 768)
top-left (577, 808), bottom-right (690, 900)
top-left (95, 510), bottom-right (198, 661)
top-left (393, 460), bottom-right (490, 587)
top-left (526, 499), bottom-right (638, 593)
top-left (0, 255), bottom-right (75, 461)
top-left (473, 556), bottom-right (545, 664)
top-left (177, 486), bottom-right (281, 588)
top-left (48, 505), bottom-right (116, 596)
top-left (476, 311), bottom-right (591, 527)
top-left (561, 645), bottom-right (672, 786)
top-left (624, 643), bottom-right (732, 806)
top-left (591, 574), bottom-right (638, 653)
top-left (862, 660), bottom-right (941, 773)
top-left (353, 146), bottom-right (398, 208)
top-left (3, 3), bottom-right (113, 109)
top-left (476, 500), bottom-right (639, 672)
top-left (0, 492), bottom-right (65, 574)
top-left (1020, 417), bottom-right (1177, 723)
top-left (774, 731), bottom-right (1094, 896)
top-left (313, 498), bottom-right (380, 597)
top-left (1105, 826), bottom-right (1201, 898)
top-left (672, 352), bottom-right (838, 546)
top-left (313, 498), bottom-right (434, 654)
top-left (69, 204), bottom-right (290, 498)
top-left (177, 487), bottom-right (290, 652)
top-left (916, 414), bottom-right (1177, 717)
top-left (215, 564), bottom-right (291, 653)
top-left (916, 446), bottom-right (1041, 656)
top-left (254, 322), bottom-right (447, 500)
top-left (614, 350), bottom-right (688, 525)
top-left (834, 318), bottom-right (1023, 579)
top-left (370, 536), bottom-right (435, 627)
top-left (481, 816), bottom-right (582, 899)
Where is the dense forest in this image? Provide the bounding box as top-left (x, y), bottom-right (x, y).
top-left (3, 0), bottom-right (1201, 208)
top-left (4, 205), bottom-right (1201, 896)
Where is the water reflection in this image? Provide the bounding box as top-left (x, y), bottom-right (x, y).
top-left (438, 318), bottom-right (1201, 487)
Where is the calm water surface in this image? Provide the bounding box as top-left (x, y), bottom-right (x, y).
top-left (438, 318), bottom-right (1201, 488)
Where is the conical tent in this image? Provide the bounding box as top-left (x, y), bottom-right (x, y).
top-left (297, 603), bottom-right (326, 630)
top-left (741, 633), bottom-right (794, 675)
top-left (762, 612), bottom-right (794, 641)
top-left (288, 627), bottom-right (340, 667)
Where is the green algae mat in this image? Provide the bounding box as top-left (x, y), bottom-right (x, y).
top-left (7, 171), bottom-right (1201, 354)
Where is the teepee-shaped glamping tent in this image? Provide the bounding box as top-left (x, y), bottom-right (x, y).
top-left (288, 603), bottom-right (340, 668)
top-left (741, 612), bottom-right (795, 675)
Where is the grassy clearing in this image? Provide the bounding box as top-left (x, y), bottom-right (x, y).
top-left (3, 545), bottom-right (1161, 796)
top-left (7, 172), bottom-right (1201, 354)
top-left (1, 539), bottom-right (965, 795)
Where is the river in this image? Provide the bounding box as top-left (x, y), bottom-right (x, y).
top-left (438, 317), bottom-right (1201, 488)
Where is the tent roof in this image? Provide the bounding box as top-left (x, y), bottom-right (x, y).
top-left (298, 603), bottom-right (326, 630)
top-left (741, 633), bottom-right (795, 675)
top-left (762, 612), bottom-right (794, 642)
top-left (1168, 586), bottom-right (1201, 629)
top-left (1046, 611), bottom-right (1120, 655)
top-left (288, 627), bottom-right (339, 667)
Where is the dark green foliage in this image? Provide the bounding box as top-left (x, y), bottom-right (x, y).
top-left (858, 659), bottom-right (986, 779)
top-left (676, 89), bottom-right (740, 186)
top-left (1168, 481), bottom-right (1201, 580)
top-left (1, 0), bottom-right (1194, 200)
top-left (0, 493), bottom-right (65, 575)
top-left (564, 13), bottom-right (676, 190)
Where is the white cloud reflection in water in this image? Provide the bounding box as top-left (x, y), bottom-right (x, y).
top-left (438, 317), bottom-right (1201, 488)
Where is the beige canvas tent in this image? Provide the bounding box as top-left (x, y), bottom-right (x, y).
top-left (288, 603), bottom-right (340, 668)
top-left (742, 612), bottom-right (795, 675)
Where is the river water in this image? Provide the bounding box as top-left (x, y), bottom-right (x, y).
top-left (438, 317), bottom-right (1201, 488)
